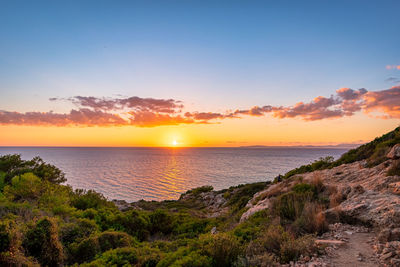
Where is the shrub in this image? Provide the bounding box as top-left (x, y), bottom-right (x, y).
top-left (201, 233), bottom-right (242, 267)
top-left (248, 225), bottom-right (317, 263)
top-left (280, 235), bottom-right (316, 263)
top-left (69, 236), bottom-right (99, 264)
top-left (4, 173), bottom-right (45, 201)
top-left (120, 210), bottom-right (150, 241)
top-left (69, 231), bottom-right (133, 264)
top-left (0, 155), bottom-right (66, 185)
top-left (173, 250), bottom-right (212, 267)
top-left (292, 202), bottom-right (328, 235)
top-left (149, 209), bottom-right (173, 234)
top-left (23, 217), bottom-right (64, 266)
top-left (172, 213), bottom-right (210, 239)
top-left (183, 185), bottom-right (214, 196)
top-left (328, 186), bottom-right (344, 208)
top-left (283, 157), bottom-right (334, 179)
top-left (81, 247), bottom-right (138, 267)
top-left (135, 245), bottom-right (164, 267)
top-left (253, 225), bottom-right (288, 255)
top-left (60, 218), bottom-right (98, 245)
top-left (71, 189), bottom-right (112, 210)
top-left (97, 231), bottom-right (133, 252)
top-left (272, 191), bottom-right (314, 222)
top-left (292, 183), bottom-right (316, 195)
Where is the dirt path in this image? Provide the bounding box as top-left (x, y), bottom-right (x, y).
top-left (327, 232), bottom-right (379, 267)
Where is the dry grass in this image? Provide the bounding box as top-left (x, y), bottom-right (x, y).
top-left (310, 173), bottom-right (324, 193)
top-left (296, 202), bottom-right (328, 235)
top-left (329, 187), bottom-right (344, 208)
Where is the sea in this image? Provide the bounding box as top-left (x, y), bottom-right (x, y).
top-left (0, 147), bottom-right (349, 202)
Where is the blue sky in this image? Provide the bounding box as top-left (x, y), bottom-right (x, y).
top-left (1, 0), bottom-right (399, 113)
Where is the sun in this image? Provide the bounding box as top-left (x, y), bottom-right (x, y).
top-left (172, 140), bottom-right (178, 146)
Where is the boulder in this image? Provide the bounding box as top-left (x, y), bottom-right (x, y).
top-left (387, 144), bottom-right (400, 159)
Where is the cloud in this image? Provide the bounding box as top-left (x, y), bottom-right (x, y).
top-left (386, 65), bottom-right (400, 70)
top-left (0, 109), bottom-right (127, 127)
top-left (386, 77), bottom-right (400, 84)
top-left (1, 86), bottom-right (400, 127)
top-left (129, 111), bottom-right (194, 127)
top-left (68, 96), bottom-right (183, 113)
top-left (184, 112), bottom-right (236, 121)
top-left (363, 86), bottom-right (400, 118)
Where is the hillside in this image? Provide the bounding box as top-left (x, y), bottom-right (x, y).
top-left (0, 127), bottom-right (399, 266)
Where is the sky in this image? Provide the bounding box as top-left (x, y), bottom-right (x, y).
top-left (0, 0), bottom-right (399, 147)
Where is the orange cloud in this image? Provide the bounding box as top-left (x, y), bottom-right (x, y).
top-left (363, 86), bottom-right (400, 118)
top-left (1, 86), bottom-right (400, 127)
top-left (386, 65), bottom-right (400, 70)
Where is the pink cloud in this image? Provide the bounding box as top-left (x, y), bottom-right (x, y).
top-left (363, 86), bottom-right (400, 118)
top-left (0, 109), bottom-right (127, 127)
top-left (2, 86), bottom-right (400, 127)
top-left (386, 65), bottom-right (400, 70)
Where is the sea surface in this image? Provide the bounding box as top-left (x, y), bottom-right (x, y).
top-left (0, 147), bottom-right (348, 202)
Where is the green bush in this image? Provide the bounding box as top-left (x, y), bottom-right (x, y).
top-left (97, 231), bottom-right (133, 252)
top-left (81, 247), bottom-right (138, 267)
top-left (71, 189), bottom-right (113, 210)
top-left (157, 246), bottom-right (211, 267)
top-left (172, 213), bottom-right (210, 239)
top-left (292, 183), bottom-right (316, 195)
top-left (60, 218), bottom-right (98, 245)
top-left (119, 210), bottom-right (150, 241)
top-left (273, 191), bottom-right (314, 222)
top-left (149, 209), bottom-right (173, 235)
top-left (23, 217), bottom-right (64, 266)
top-left (69, 237), bottom-right (100, 264)
top-left (182, 185), bottom-right (214, 196)
top-left (283, 157), bottom-right (334, 179)
top-left (0, 155), bottom-right (66, 185)
top-left (173, 250), bottom-right (212, 267)
top-left (4, 173), bottom-right (45, 201)
top-left (69, 231), bottom-right (133, 264)
top-left (201, 233), bottom-right (242, 267)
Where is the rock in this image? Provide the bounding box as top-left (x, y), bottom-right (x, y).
top-left (378, 228), bottom-right (392, 242)
top-left (240, 198), bottom-right (270, 222)
top-left (387, 144), bottom-right (400, 159)
top-left (345, 231), bottom-right (353, 235)
top-left (357, 252), bottom-right (364, 261)
top-left (324, 208), bottom-right (341, 224)
top-left (381, 252), bottom-right (393, 260)
top-left (391, 258), bottom-right (400, 265)
top-left (378, 228), bottom-right (400, 242)
top-left (210, 226), bottom-right (217, 234)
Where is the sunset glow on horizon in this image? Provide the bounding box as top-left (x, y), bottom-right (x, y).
top-left (1, 1), bottom-right (399, 147)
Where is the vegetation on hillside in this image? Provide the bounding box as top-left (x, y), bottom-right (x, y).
top-left (283, 126), bottom-right (400, 179)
